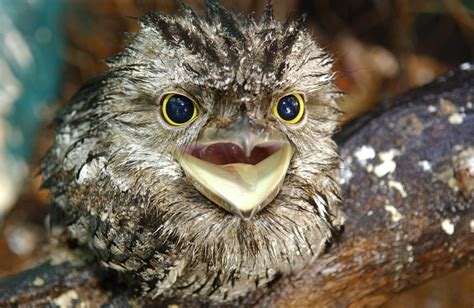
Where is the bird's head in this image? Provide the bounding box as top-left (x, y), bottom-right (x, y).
top-left (43, 1), bottom-right (344, 300)
top-left (105, 2), bottom-right (341, 218)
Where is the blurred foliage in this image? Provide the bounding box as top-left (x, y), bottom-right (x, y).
top-left (1, 0), bottom-right (64, 159)
top-left (0, 0), bottom-right (64, 276)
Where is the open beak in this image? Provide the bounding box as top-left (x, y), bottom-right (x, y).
top-left (176, 114), bottom-right (294, 220)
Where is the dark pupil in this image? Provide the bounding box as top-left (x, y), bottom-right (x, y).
top-left (166, 95), bottom-right (194, 124)
top-left (277, 95), bottom-right (300, 121)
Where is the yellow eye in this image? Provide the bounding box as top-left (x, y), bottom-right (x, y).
top-left (273, 93), bottom-right (305, 124)
top-left (161, 93), bottom-right (198, 126)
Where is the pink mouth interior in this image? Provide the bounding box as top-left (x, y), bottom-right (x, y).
top-left (184, 143), bottom-right (281, 165)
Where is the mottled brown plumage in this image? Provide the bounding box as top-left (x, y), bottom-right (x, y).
top-left (41, 2), bottom-right (344, 303)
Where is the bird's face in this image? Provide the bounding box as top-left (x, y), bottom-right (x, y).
top-left (43, 3), bottom-right (344, 300)
top-left (153, 78), bottom-right (327, 220)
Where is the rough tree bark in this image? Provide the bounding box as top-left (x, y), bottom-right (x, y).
top-left (1, 65), bottom-right (473, 307)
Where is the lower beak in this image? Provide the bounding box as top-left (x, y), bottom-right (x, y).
top-left (176, 114), bottom-right (294, 220)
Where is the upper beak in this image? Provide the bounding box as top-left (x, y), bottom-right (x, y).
top-left (176, 114), bottom-right (294, 220)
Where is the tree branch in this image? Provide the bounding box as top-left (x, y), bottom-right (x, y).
top-left (1, 65), bottom-right (473, 307)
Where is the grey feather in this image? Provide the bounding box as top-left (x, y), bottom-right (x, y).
top-left (41, 2), bottom-right (344, 303)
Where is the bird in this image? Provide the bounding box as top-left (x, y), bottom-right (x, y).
top-left (41, 1), bottom-right (344, 304)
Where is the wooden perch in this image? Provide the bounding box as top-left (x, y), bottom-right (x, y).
top-left (1, 66), bottom-right (473, 307)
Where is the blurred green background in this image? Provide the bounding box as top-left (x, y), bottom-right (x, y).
top-left (0, 0), bottom-right (472, 306)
